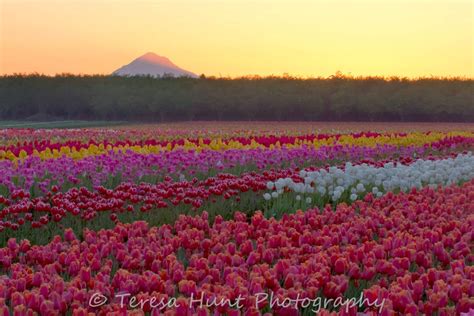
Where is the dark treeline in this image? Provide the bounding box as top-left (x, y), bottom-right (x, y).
top-left (0, 74), bottom-right (473, 122)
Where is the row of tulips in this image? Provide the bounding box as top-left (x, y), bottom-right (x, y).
top-left (3, 122), bottom-right (474, 146)
top-left (1, 132), bottom-right (473, 161)
top-left (1, 132), bottom-right (396, 153)
top-left (0, 127), bottom-right (269, 147)
top-left (264, 152), bottom-right (474, 203)
top-left (0, 180), bottom-right (473, 315)
top-left (0, 152), bottom-right (467, 245)
top-left (0, 124), bottom-right (332, 146)
top-left (1, 139), bottom-right (472, 198)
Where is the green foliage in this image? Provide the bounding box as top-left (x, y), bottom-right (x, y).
top-left (0, 74), bottom-right (472, 122)
top-left (0, 120), bottom-right (125, 128)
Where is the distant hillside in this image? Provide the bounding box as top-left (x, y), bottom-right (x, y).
top-left (113, 52), bottom-right (197, 78)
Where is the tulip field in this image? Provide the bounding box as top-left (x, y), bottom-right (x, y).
top-left (0, 123), bottom-right (473, 315)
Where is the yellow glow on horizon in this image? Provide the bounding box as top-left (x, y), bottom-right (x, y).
top-left (0, 0), bottom-right (472, 78)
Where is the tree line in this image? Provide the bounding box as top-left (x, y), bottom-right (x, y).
top-left (0, 74), bottom-right (472, 122)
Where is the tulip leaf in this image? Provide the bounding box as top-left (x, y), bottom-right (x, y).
top-left (177, 247), bottom-right (189, 268)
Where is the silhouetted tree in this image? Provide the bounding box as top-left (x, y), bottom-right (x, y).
top-left (0, 74), bottom-right (472, 122)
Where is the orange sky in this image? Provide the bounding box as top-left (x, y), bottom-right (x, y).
top-left (1, 0), bottom-right (472, 78)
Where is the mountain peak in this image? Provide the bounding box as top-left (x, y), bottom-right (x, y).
top-left (142, 52), bottom-right (160, 58)
top-left (113, 52), bottom-right (197, 78)
top-left (137, 52), bottom-right (173, 66)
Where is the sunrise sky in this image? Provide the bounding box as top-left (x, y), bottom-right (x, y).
top-left (0, 0), bottom-right (472, 78)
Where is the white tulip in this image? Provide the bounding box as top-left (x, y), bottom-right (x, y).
top-left (263, 153), bottom-right (474, 203)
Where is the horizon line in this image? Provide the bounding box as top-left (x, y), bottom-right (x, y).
top-left (1, 72), bottom-right (473, 81)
